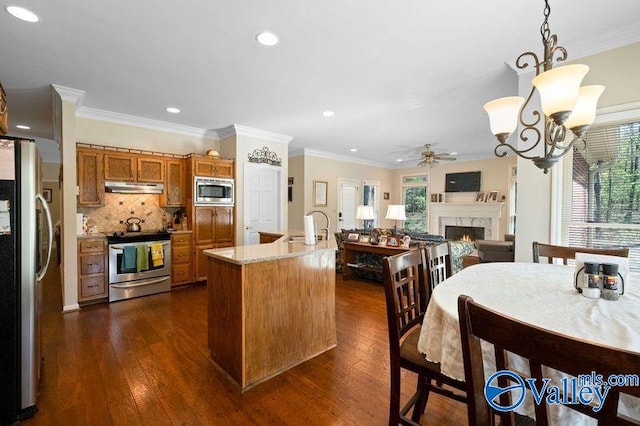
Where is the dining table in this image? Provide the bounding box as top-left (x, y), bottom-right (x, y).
top-left (417, 262), bottom-right (640, 425)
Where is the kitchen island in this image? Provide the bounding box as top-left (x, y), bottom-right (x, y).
top-left (203, 232), bottom-right (337, 391)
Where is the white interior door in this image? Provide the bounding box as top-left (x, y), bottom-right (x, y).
top-left (337, 179), bottom-right (359, 231)
top-left (243, 165), bottom-right (282, 245)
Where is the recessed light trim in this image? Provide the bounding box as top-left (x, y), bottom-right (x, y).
top-left (349, 148), bottom-right (358, 152)
top-left (396, 159), bottom-right (403, 162)
top-left (16, 124), bottom-right (31, 130)
top-left (322, 110), bottom-right (335, 118)
top-left (256, 31), bottom-right (279, 47)
top-left (165, 106), bottom-right (181, 114)
top-left (5, 6), bottom-right (39, 22)
top-left (450, 151), bottom-right (458, 155)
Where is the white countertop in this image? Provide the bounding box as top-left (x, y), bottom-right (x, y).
top-left (203, 231), bottom-right (337, 265)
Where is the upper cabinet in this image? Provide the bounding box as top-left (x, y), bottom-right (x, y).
top-left (160, 158), bottom-right (186, 207)
top-left (77, 149), bottom-right (105, 206)
top-left (104, 153), bottom-right (136, 181)
top-left (137, 156), bottom-right (164, 182)
top-left (193, 157), bottom-right (234, 178)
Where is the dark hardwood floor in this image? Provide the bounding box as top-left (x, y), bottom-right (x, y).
top-left (24, 262), bottom-right (467, 425)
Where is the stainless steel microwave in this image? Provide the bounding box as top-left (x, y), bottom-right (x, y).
top-left (194, 177), bottom-right (234, 206)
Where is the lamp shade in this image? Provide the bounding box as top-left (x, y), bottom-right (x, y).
top-left (356, 205), bottom-right (375, 220)
top-left (565, 85), bottom-right (605, 130)
top-left (385, 205), bottom-right (406, 221)
top-left (532, 64), bottom-right (589, 119)
top-left (483, 96), bottom-right (525, 136)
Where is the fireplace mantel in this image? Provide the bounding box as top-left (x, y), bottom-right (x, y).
top-left (429, 203), bottom-right (504, 240)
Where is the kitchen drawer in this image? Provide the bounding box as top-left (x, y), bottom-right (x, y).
top-left (80, 254), bottom-right (105, 275)
top-left (171, 233), bottom-right (191, 246)
top-left (172, 245), bottom-right (191, 264)
top-left (79, 239), bottom-right (105, 253)
top-left (80, 275), bottom-right (106, 299)
top-left (172, 264), bottom-right (192, 285)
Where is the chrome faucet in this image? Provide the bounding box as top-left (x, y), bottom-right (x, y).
top-left (306, 210), bottom-right (331, 242)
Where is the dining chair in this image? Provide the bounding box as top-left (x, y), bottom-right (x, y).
top-left (532, 241), bottom-right (629, 264)
top-left (458, 294), bottom-right (640, 426)
top-left (424, 242), bottom-right (454, 293)
top-left (381, 249), bottom-right (466, 426)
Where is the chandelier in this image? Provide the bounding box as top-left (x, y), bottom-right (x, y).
top-left (483, 0), bottom-right (605, 173)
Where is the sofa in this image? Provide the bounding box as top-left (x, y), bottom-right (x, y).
top-left (334, 228), bottom-right (475, 281)
top-left (474, 234), bottom-right (515, 263)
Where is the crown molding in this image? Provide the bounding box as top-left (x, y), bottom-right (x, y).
top-left (216, 124), bottom-right (294, 144)
top-left (301, 148), bottom-right (389, 168)
top-left (76, 107), bottom-right (218, 139)
top-left (52, 84), bottom-right (86, 109)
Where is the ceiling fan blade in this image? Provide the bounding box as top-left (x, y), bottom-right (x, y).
top-left (436, 156), bottom-right (457, 161)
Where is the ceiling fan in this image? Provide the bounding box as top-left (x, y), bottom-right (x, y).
top-left (416, 144), bottom-right (457, 168)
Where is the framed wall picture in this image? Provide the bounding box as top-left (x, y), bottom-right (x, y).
top-left (486, 190), bottom-right (499, 203)
top-left (383, 192), bottom-right (390, 200)
top-left (475, 192), bottom-right (485, 202)
top-left (313, 180), bottom-right (328, 206)
top-left (43, 188), bottom-right (52, 203)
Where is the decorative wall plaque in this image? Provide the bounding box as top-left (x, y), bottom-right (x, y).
top-left (248, 146), bottom-right (282, 167)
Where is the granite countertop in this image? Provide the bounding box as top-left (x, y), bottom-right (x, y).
top-left (204, 230), bottom-right (337, 265)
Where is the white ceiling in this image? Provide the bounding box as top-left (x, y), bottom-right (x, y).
top-left (1, 0), bottom-right (640, 165)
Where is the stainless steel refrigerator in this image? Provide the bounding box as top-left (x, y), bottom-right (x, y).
top-left (0, 136), bottom-right (53, 423)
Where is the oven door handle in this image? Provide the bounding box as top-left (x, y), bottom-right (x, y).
top-left (110, 276), bottom-right (169, 289)
top-left (109, 241), bottom-right (170, 251)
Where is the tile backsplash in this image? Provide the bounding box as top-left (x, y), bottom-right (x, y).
top-left (78, 193), bottom-right (180, 233)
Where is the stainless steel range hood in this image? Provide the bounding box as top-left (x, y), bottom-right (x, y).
top-left (105, 181), bottom-right (164, 194)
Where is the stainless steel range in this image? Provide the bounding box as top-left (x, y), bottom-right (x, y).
top-left (107, 231), bottom-right (172, 302)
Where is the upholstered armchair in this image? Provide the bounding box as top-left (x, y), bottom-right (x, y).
top-left (474, 234), bottom-right (515, 263)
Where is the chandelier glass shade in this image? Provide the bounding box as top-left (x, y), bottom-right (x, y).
top-left (483, 0), bottom-right (605, 173)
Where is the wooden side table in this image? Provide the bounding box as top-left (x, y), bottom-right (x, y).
top-left (343, 242), bottom-right (411, 280)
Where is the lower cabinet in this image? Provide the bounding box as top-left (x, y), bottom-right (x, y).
top-left (78, 238), bottom-right (108, 303)
top-left (194, 243), bottom-right (233, 282)
top-left (171, 232), bottom-right (193, 286)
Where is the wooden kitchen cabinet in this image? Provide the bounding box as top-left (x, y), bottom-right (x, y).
top-left (104, 152), bottom-right (136, 181)
top-left (137, 156), bottom-right (164, 182)
top-left (193, 206), bottom-right (234, 282)
top-left (160, 158), bottom-right (186, 207)
top-left (192, 157), bottom-right (234, 178)
top-left (77, 238), bottom-right (108, 303)
top-left (77, 149), bottom-right (105, 206)
top-left (194, 206), bottom-right (234, 245)
top-left (171, 232), bottom-right (192, 286)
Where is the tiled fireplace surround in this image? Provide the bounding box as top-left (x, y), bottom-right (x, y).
top-left (429, 203), bottom-right (504, 241)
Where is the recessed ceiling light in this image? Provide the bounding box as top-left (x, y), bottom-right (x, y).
top-left (165, 106), bottom-right (180, 114)
top-left (256, 31), bottom-right (279, 47)
top-left (322, 111), bottom-right (335, 118)
top-left (349, 148), bottom-right (358, 152)
top-left (16, 124), bottom-right (31, 130)
top-left (450, 151), bottom-right (458, 155)
top-left (5, 6), bottom-right (39, 23)
top-left (396, 159), bottom-right (403, 162)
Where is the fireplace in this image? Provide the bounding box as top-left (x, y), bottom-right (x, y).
top-left (445, 225), bottom-right (485, 242)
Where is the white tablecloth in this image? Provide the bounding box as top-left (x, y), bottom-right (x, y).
top-left (417, 262), bottom-right (640, 424)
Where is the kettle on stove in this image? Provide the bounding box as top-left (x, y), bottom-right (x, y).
top-left (125, 217), bottom-right (142, 232)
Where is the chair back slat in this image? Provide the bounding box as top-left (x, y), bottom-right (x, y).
top-left (458, 295), bottom-right (640, 426)
top-left (425, 242), bottom-right (453, 293)
top-left (532, 242), bottom-right (629, 264)
top-left (382, 249), bottom-right (427, 340)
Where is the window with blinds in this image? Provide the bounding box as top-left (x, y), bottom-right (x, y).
top-left (561, 119), bottom-right (640, 272)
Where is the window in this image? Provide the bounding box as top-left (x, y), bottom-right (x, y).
top-left (561, 119), bottom-right (640, 272)
top-left (363, 181), bottom-right (380, 228)
top-left (402, 174), bottom-right (428, 232)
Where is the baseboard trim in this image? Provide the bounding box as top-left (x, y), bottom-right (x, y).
top-left (62, 303), bottom-right (80, 313)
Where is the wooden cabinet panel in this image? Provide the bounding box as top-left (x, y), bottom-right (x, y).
top-left (214, 206), bottom-right (234, 243)
top-left (193, 158), bottom-right (234, 178)
top-left (171, 232), bottom-right (193, 286)
top-left (137, 156), bottom-right (164, 182)
top-left (195, 245), bottom-right (211, 282)
top-left (104, 153), bottom-right (136, 181)
top-left (161, 159), bottom-right (186, 207)
top-left (77, 150), bottom-right (104, 206)
top-left (194, 207), bottom-right (214, 245)
top-left (77, 238), bottom-right (108, 303)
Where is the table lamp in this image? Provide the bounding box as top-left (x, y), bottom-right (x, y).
top-left (356, 205), bottom-right (375, 229)
top-left (385, 205), bottom-right (406, 234)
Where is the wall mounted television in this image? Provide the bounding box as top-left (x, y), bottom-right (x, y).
top-left (445, 171), bottom-right (481, 193)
